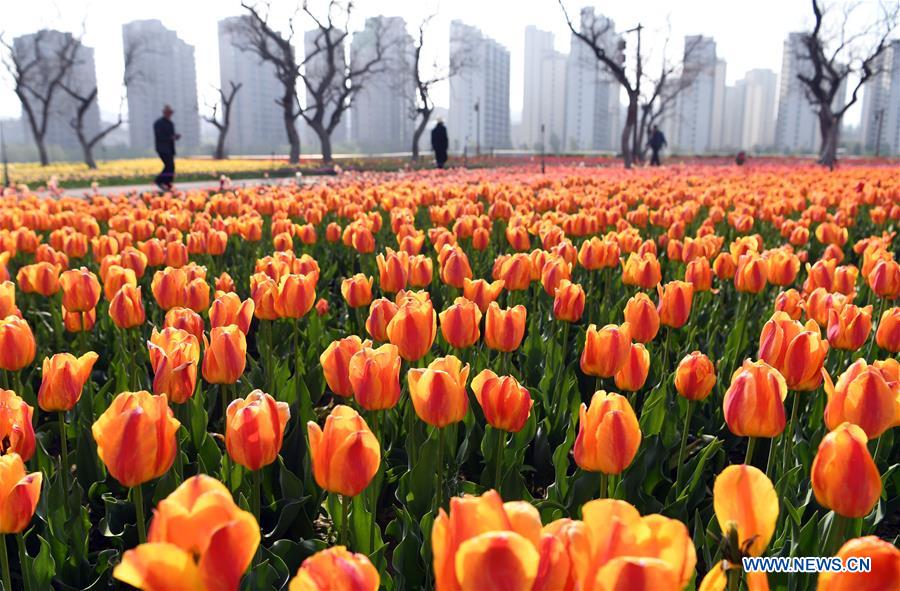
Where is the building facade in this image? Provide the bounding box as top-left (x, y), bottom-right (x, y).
top-left (670, 35), bottom-right (720, 154)
top-left (860, 39), bottom-right (900, 155)
top-left (522, 26), bottom-right (566, 151)
top-left (740, 68), bottom-right (778, 150)
top-left (775, 32), bottom-right (821, 154)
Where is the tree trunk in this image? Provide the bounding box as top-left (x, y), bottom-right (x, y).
top-left (621, 94), bottom-right (639, 169)
top-left (819, 114), bottom-right (840, 170)
top-left (313, 125), bottom-right (333, 164)
top-left (411, 111), bottom-right (431, 162)
top-left (37, 139), bottom-right (49, 167)
top-left (81, 143), bottom-right (97, 169)
top-left (213, 130), bottom-right (227, 160)
top-left (283, 108), bottom-right (300, 164)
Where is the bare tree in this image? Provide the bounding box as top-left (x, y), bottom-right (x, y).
top-left (1, 29), bottom-right (79, 166)
top-left (204, 82), bottom-right (243, 160)
top-left (409, 14), bottom-right (472, 161)
top-left (559, 3), bottom-right (641, 168)
top-left (300, 1), bottom-right (388, 163)
top-left (636, 35), bottom-right (705, 162)
top-left (233, 3), bottom-right (302, 163)
top-left (797, 0), bottom-right (898, 169)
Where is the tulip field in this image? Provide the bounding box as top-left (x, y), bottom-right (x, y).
top-left (0, 162), bottom-right (897, 591)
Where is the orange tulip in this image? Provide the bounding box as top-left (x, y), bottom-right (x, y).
top-left (288, 546), bottom-right (380, 591)
top-left (0, 282), bottom-right (17, 319)
top-left (811, 422), bottom-right (881, 518)
top-left (674, 351), bottom-right (717, 401)
top-left (148, 328), bottom-right (201, 405)
top-left (876, 306), bottom-right (899, 352)
top-left (621, 252), bottom-right (662, 289)
top-left (456, 531), bottom-right (539, 591)
top-left (826, 304), bottom-right (873, 351)
top-left (462, 278), bottom-right (505, 313)
top-left (805, 287), bottom-right (850, 327)
top-left (590, 557), bottom-right (678, 591)
top-left (713, 464), bottom-right (778, 556)
top-left (315, 298), bottom-right (329, 316)
top-left (113, 542), bottom-right (205, 590)
top-left (63, 306), bottom-right (96, 333)
top-left (867, 258), bottom-right (900, 298)
top-left (685, 256), bottom-right (713, 292)
top-left (484, 302), bottom-right (527, 352)
top-left (496, 253), bottom-right (533, 291)
top-left (0, 390), bottom-right (35, 461)
top-left (580, 323), bottom-right (632, 378)
top-left (151, 267), bottom-right (187, 311)
top-left (16, 262), bottom-right (60, 296)
top-left (250, 272), bottom-right (279, 321)
top-left (440, 297), bottom-right (483, 349)
top-left (657, 281), bottom-right (694, 329)
top-left (209, 292), bottom-right (254, 334)
top-left (623, 293), bottom-right (660, 343)
top-left (408, 255), bottom-right (434, 287)
top-left (320, 336), bottom-right (370, 397)
top-left (274, 273), bottom-right (317, 319)
top-left (553, 280), bottom-right (585, 323)
top-left (823, 359), bottom-right (899, 439)
top-left (408, 356), bottom-right (470, 428)
top-left (109, 284), bottom-right (146, 329)
top-left (102, 264), bottom-right (138, 301)
top-left (712, 252), bottom-right (737, 280)
top-left (578, 237), bottom-right (619, 270)
top-left (92, 391), bottom-right (180, 487)
top-left (540, 256), bottom-right (571, 296)
top-left (440, 246), bottom-right (473, 288)
top-left (202, 326), bottom-right (247, 385)
top-left (366, 298), bottom-right (399, 342)
top-left (765, 248), bottom-right (800, 286)
top-left (0, 453), bottom-right (41, 534)
top-left (723, 359), bottom-right (787, 438)
top-left (817, 536), bottom-right (900, 591)
top-left (225, 390), bottom-right (290, 470)
top-left (59, 267), bottom-right (101, 312)
top-left (734, 253), bottom-right (768, 293)
top-left (164, 307), bottom-right (205, 342)
top-left (215, 272), bottom-right (235, 293)
top-left (341, 273), bottom-right (374, 308)
top-left (758, 311), bottom-right (829, 391)
top-left (574, 391), bottom-right (641, 475)
top-left (37, 352), bottom-right (99, 412)
top-left (471, 369), bottom-right (533, 433)
top-left (308, 405), bottom-right (380, 496)
top-left (614, 343), bottom-right (651, 392)
top-left (386, 298), bottom-right (437, 361)
top-left (348, 343), bottom-right (402, 411)
top-left (376, 248), bottom-right (409, 293)
top-left (774, 288), bottom-right (804, 320)
top-left (0, 316), bottom-right (36, 371)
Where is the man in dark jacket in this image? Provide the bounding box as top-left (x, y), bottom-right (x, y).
top-left (153, 105), bottom-right (180, 190)
top-left (647, 125), bottom-right (667, 166)
top-left (431, 119), bottom-right (449, 169)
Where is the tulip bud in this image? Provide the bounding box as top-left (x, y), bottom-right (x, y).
top-left (713, 464), bottom-right (778, 556)
top-left (674, 351), bottom-right (717, 401)
top-left (226, 390), bottom-right (290, 470)
top-left (250, 272), bottom-right (279, 320)
top-left (0, 453), bottom-right (41, 534)
top-left (109, 284), bottom-right (146, 329)
top-left (408, 255), bottom-right (434, 287)
top-left (38, 352), bottom-right (99, 412)
top-left (0, 390), bottom-right (35, 461)
top-left (712, 252), bottom-right (737, 280)
top-left (621, 252), bottom-right (661, 289)
top-left (215, 271), bottom-right (235, 293)
top-left (92, 391), bottom-right (180, 487)
top-left (867, 258), bottom-right (900, 298)
top-left (623, 293), bottom-right (660, 343)
top-left (462, 278), bottom-right (505, 313)
top-left (823, 359), bottom-right (899, 439)
top-left (341, 274), bottom-right (374, 309)
top-left (386, 299), bottom-right (437, 361)
top-left (63, 307), bottom-right (96, 333)
top-left (817, 536), bottom-right (900, 591)
top-left (471, 369), bottom-right (533, 432)
top-left (580, 323), bottom-right (632, 378)
top-left (593, 557), bottom-right (678, 591)
top-left (734, 253), bottom-right (768, 293)
top-left (811, 422), bottom-right (881, 518)
top-left (16, 262), bottom-right (60, 296)
top-left (164, 307), bottom-right (204, 341)
top-left (614, 343), bottom-right (651, 392)
top-left (774, 288), bottom-right (804, 320)
top-left (366, 298), bottom-right (399, 342)
top-left (148, 327), bottom-right (200, 405)
top-left (552, 280), bottom-right (585, 323)
top-left (723, 359), bottom-right (787, 438)
top-left (439, 297), bottom-right (483, 349)
top-left (657, 281), bottom-right (694, 329)
top-left (376, 248), bottom-right (409, 293)
top-left (484, 302), bottom-right (527, 352)
top-left (408, 356), bottom-right (470, 427)
top-left (202, 325), bottom-right (247, 385)
top-left (102, 265), bottom-right (137, 301)
top-left (0, 282), bottom-right (18, 319)
top-left (349, 343), bottom-right (402, 411)
top-left (826, 304), bottom-right (873, 351)
top-left (440, 247), bottom-right (473, 289)
top-left (275, 273), bottom-right (317, 319)
top-left (59, 267), bottom-right (101, 312)
top-left (574, 391), bottom-right (641, 475)
top-left (0, 316), bottom-right (36, 371)
top-left (456, 531), bottom-right (540, 591)
top-left (685, 256), bottom-right (713, 292)
top-left (320, 336), bottom-right (370, 397)
top-left (876, 306), bottom-right (899, 352)
top-left (288, 546), bottom-right (380, 591)
top-left (758, 312), bottom-right (829, 391)
top-left (209, 291), bottom-right (254, 334)
top-left (308, 405), bottom-right (380, 496)
top-left (497, 253), bottom-right (533, 291)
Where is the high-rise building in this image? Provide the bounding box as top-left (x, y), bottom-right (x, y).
top-left (218, 16), bottom-right (286, 156)
top-left (721, 79), bottom-right (747, 151)
top-left (14, 30), bottom-right (100, 153)
top-left (303, 27), bottom-right (349, 151)
top-left (123, 20), bottom-right (200, 152)
top-left (563, 8), bottom-right (621, 152)
top-left (522, 26), bottom-right (566, 151)
top-left (670, 35), bottom-right (720, 154)
top-left (860, 40), bottom-right (900, 155)
top-left (740, 69), bottom-right (778, 150)
top-left (449, 21), bottom-right (512, 153)
top-left (350, 16), bottom-right (415, 154)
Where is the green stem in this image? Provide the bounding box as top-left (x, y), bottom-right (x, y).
top-left (726, 568), bottom-right (740, 591)
top-left (134, 484), bottom-right (147, 543)
top-left (494, 429), bottom-right (505, 492)
top-left (872, 435), bottom-right (883, 467)
top-left (866, 297), bottom-right (887, 359)
top-left (434, 427), bottom-right (445, 514)
top-left (764, 437), bottom-right (777, 480)
top-left (222, 384), bottom-right (231, 487)
top-left (58, 412), bottom-right (69, 495)
top-left (369, 411), bottom-right (380, 554)
top-left (252, 469), bottom-right (261, 524)
top-left (674, 401), bottom-right (694, 494)
top-left (599, 472), bottom-right (608, 500)
top-left (782, 391), bottom-right (801, 475)
top-left (745, 436), bottom-right (757, 466)
top-left (0, 535), bottom-right (10, 591)
top-left (340, 493), bottom-right (351, 547)
top-left (16, 533), bottom-right (31, 591)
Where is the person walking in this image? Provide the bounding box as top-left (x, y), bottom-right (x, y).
top-left (153, 105), bottom-right (180, 190)
top-left (431, 119), bottom-right (449, 169)
top-left (647, 125), bottom-right (667, 166)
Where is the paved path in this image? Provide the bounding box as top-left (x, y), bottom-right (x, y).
top-left (37, 176), bottom-right (319, 197)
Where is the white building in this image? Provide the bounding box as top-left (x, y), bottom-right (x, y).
top-left (303, 27), bottom-right (350, 150)
top-left (217, 16), bottom-right (287, 156)
top-left (350, 16), bottom-right (415, 154)
top-left (14, 30), bottom-right (100, 153)
top-left (449, 21), bottom-right (512, 153)
top-left (563, 8), bottom-right (620, 152)
top-left (721, 79), bottom-right (747, 151)
top-left (740, 69), bottom-right (778, 150)
top-left (123, 20), bottom-right (200, 152)
top-left (670, 35), bottom-right (720, 154)
top-left (522, 26), bottom-right (566, 151)
top-left (860, 40), bottom-right (900, 155)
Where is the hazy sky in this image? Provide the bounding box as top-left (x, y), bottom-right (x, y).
top-left (0, 0), bottom-right (867, 124)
